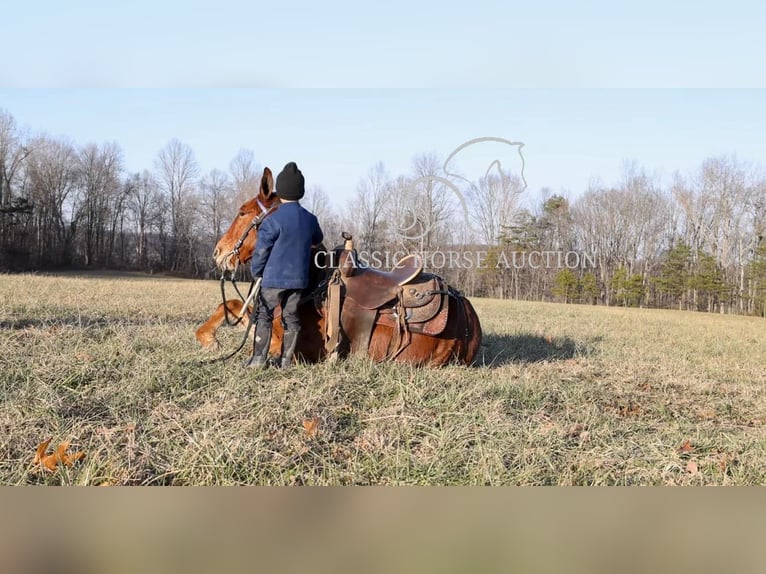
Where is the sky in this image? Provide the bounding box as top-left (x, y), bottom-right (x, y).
top-left (2, 1), bottom-right (764, 209)
top-left (2, 1), bottom-right (765, 88)
top-left (1, 89), bottom-right (764, 209)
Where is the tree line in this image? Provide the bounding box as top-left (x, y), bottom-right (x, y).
top-left (1, 108), bottom-right (764, 316)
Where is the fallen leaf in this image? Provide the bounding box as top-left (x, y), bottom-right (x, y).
top-left (686, 461), bottom-right (698, 475)
top-left (34, 438), bottom-right (52, 465)
top-left (302, 417), bottom-right (320, 439)
top-left (677, 440), bottom-right (694, 454)
top-left (718, 454), bottom-right (736, 473)
top-left (618, 403), bottom-right (642, 417)
top-left (33, 439), bottom-right (85, 472)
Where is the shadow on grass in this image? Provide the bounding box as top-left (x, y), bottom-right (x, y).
top-left (478, 333), bottom-right (600, 366)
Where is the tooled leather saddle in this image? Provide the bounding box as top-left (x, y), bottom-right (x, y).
top-left (323, 234), bottom-right (453, 359)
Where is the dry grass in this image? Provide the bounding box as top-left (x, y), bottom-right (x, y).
top-left (1, 271), bottom-right (764, 485)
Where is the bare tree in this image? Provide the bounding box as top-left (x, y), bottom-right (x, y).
top-left (303, 184), bottom-right (331, 222)
top-left (468, 171), bottom-right (524, 247)
top-left (410, 152), bottom-right (455, 250)
top-left (303, 184), bottom-right (342, 244)
top-left (674, 155), bottom-right (754, 311)
top-left (25, 135), bottom-right (79, 264)
top-left (154, 139), bottom-right (199, 270)
top-left (126, 170), bottom-right (163, 270)
top-left (0, 110), bottom-right (30, 210)
top-left (229, 148), bottom-right (260, 205)
top-left (199, 168), bottom-right (234, 241)
top-left (348, 161), bottom-right (390, 251)
top-left (383, 174), bottom-right (419, 251)
top-left (0, 110), bottom-right (32, 260)
top-left (74, 142), bottom-right (124, 266)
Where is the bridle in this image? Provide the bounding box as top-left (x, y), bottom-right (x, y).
top-left (191, 198), bottom-right (277, 366)
top-left (219, 197), bottom-right (276, 328)
top-left (195, 198), bottom-right (277, 366)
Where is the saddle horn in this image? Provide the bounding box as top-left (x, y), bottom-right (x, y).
top-left (341, 231), bottom-right (354, 251)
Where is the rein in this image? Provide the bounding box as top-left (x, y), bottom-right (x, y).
top-left (220, 198), bottom-right (275, 327)
top-left (198, 199), bottom-right (275, 365)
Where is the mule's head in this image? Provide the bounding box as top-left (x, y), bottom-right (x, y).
top-left (213, 167), bottom-right (278, 271)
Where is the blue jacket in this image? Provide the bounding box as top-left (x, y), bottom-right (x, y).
top-left (250, 202), bottom-right (324, 289)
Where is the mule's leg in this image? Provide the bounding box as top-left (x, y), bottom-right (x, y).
top-left (294, 307), bottom-right (325, 364)
top-left (195, 300), bottom-right (250, 350)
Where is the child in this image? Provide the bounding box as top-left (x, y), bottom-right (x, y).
top-left (245, 162), bottom-right (324, 369)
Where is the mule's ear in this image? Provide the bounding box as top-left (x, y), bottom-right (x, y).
top-left (259, 167), bottom-right (275, 199)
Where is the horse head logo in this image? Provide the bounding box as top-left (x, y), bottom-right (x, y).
top-left (394, 137), bottom-right (527, 242)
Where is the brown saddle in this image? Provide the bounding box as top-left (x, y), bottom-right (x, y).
top-left (341, 253), bottom-right (425, 309)
top-left (325, 240), bottom-right (452, 359)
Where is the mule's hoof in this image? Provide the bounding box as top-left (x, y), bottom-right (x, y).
top-left (197, 336), bottom-right (220, 351)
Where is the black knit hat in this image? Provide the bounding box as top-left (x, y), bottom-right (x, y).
top-left (276, 162), bottom-right (305, 201)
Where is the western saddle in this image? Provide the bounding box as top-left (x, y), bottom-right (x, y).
top-left (323, 234), bottom-right (453, 359)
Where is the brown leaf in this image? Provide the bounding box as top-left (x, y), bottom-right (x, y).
top-left (34, 438), bottom-right (52, 465)
top-left (302, 417), bottom-right (320, 439)
top-left (566, 423), bottom-right (585, 438)
top-left (718, 454), bottom-right (736, 473)
top-left (677, 440), bottom-right (694, 454)
top-left (686, 460), bottom-right (698, 475)
top-left (34, 439), bottom-right (86, 472)
top-left (618, 403), bottom-right (642, 417)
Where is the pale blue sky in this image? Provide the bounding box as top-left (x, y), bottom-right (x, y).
top-left (4, 2), bottom-right (764, 206)
top-left (1, 90), bottom-right (764, 208)
top-left (2, 1), bottom-right (765, 88)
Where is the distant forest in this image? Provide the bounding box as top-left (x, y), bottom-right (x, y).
top-left (1, 108), bottom-right (764, 316)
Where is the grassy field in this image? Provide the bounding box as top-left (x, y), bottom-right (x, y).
top-left (1, 271), bottom-right (764, 485)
